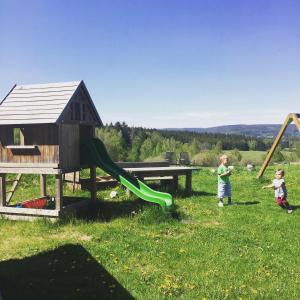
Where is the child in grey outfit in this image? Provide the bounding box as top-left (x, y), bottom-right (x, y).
top-left (263, 169), bottom-right (293, 213)
top-left (217, 155), bottom-right (232, 207)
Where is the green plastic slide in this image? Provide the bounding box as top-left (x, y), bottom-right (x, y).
top-left (81, 138), bottom-right (173, 209)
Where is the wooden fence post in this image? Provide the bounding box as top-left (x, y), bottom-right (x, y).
top-left (55, 174), bottom-right (63, 210)
top-left (40, 174), bottom-right (47, 197)
top-left (0, 174), bottom-right (6, 207)
top-left (90, 166), bottom-right (97, 204)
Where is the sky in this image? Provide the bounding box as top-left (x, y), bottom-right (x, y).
top-left (1, 0), bottom-right (300, 128)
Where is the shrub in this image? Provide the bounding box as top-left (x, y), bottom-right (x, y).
top-left (193, 151), bottom-right (219, 167)
top-left (228, 148), bottom-right (242, 165)
top-left (261, 148), bottom-right (285, 164)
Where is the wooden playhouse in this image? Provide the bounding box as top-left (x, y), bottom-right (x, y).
top-left (0, 81), bottom-right (102, 220)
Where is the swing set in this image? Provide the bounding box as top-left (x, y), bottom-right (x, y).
top-left (257, 113), bottom-right (300, 178)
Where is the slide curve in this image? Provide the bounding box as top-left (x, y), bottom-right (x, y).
top-left (81, 138), bottom-right (173, 209)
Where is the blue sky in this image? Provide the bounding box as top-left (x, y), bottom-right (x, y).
top-left (1, 0), bottom-right (300, 128)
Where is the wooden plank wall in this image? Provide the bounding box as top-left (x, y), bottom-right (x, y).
top-left (59, 124), bottom-right (80, 169)
top-left (61, 88), bottom-right (98, 124)
top-left (0, 124), bottom-right (59, 165)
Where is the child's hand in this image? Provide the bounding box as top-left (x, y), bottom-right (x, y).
top-left (227, 166), bottom-right (234, 175)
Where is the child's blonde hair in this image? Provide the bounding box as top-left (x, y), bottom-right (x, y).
top-left (220, 154), bottom-right (228, 161)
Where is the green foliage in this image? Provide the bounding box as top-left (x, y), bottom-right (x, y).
top-left (247, 139), bottom-right (257, 151)
top-left (127, 136), bottom-right (143, 161)
top-left (270, 149), bottom-right (285, 163)
top-left (93, 122), bottom-right (294, 163)
top-left (212, 141), bottom-right (222, 154)
top-left (95, 127), bottom-right (126, 161)
top-left (193, 150), bottom-right (219, 167)
top-left (294, 141), bottom-right (300, 158)
top-left (228, 148), bottom-right (242, 164)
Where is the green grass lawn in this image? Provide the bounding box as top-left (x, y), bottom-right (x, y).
top-left (238, 150), bottom-right (266, 160)
top-left (224, 150), bottom-right (266, 163)
top-left (1, 165), bottom-right (300, 299)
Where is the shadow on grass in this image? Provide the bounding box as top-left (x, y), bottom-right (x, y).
top-left (290, 205), bottom-right (300, 211)
top-left (0, 244), bottom-right (133, 300)
top-left (74, 198), bottom-right (184, 223)
top-left (234, 201), bottom-right (260, 206)
top-left (85, 199), bottom-right (145, 222)
top-left (174, 188), bottom-right (216, 198)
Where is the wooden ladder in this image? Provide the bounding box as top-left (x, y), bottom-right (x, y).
top-left (6, 174), bottom-right (22, 204)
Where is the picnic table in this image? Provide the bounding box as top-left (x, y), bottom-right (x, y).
top-left (124, 166), bottom-right (200, 193)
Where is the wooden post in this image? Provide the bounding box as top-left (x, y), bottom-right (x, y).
top-left (257, 113), bottom-right (293, 178)
top-left (90, 166), bottom-right (97, 204)
top-left (292, 114), bottom-right (300, 132)
top-left (185, 171), bottom-right (192, 194)
top-left (55, 174), bottom-right (63, 210)
top-left (40, 174), bottom-right (47, 197)
top-left (0, 174), bottom-right (6, 207)
top-left (173, 175), bottom-right (178, 193)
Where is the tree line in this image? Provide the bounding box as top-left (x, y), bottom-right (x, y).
top-left (95, 122), bottom-right (277, 162)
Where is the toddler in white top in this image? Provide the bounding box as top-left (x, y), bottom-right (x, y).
top-left (263, 169), bottom-right (293, 213)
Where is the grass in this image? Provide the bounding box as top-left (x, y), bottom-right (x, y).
top-left (224, 150), bottom-right (266, 164)
top-left (1, 165), bottom-right (300, 299)
top-left (238, 150), bottom-right (266, 160)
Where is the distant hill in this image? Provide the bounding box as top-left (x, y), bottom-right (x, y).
top-left (164, 124), bottom-right (300, 138)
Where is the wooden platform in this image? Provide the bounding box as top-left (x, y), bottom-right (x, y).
top-left (0, 166), bottom-right (97, 220)
top-left (0, 197), bottom-right (90, 221)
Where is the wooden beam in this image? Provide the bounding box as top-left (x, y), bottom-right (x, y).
top-left (90, 166), bottom-right (97, 204)
top-left (257, 113), bottom-right (293, 178)
top-left (292, 114), bottom-right (300, 132)
top-left (0, 167), bottom-right (60, 175)
top-left (55, 174), bottom-right (63, 210)
top-left (0, 174), bottom-right (6, 207)
top-left (0, 206), bottom-right (59, 216)
top-left (185, 170), bottom-right (192, 194)
top-left (173, 175), bottom-right (178, 192)
top-left (40, 174), bottom-right (47, 197)
top-left (0, 163), bottom-right (58, 168)
top-left (6, 173), bottom-right (22, 204)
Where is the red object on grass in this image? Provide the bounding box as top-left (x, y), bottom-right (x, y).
top-left (21, 197), bottom-right (48, 209)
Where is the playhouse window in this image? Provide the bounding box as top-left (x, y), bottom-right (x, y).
top-left (13, 128), bottom-right (24, 145)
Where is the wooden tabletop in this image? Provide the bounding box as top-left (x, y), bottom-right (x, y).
top-left (124, 166), bottom-right (200, 172)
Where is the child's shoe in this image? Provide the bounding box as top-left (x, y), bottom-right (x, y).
top-left (287, 209), bottom-right (293, 214)
top-left (218, 201), bottom-right (224, 208)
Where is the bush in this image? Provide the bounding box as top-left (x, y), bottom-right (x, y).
top-left (228, 148), bottom-right (242, 165)
top-left (261, 148), bottom-right (285, 164)
top-left (193, 151), bottom-right (219, 167)
top-left (271, 149), bottom-right (285, 163)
